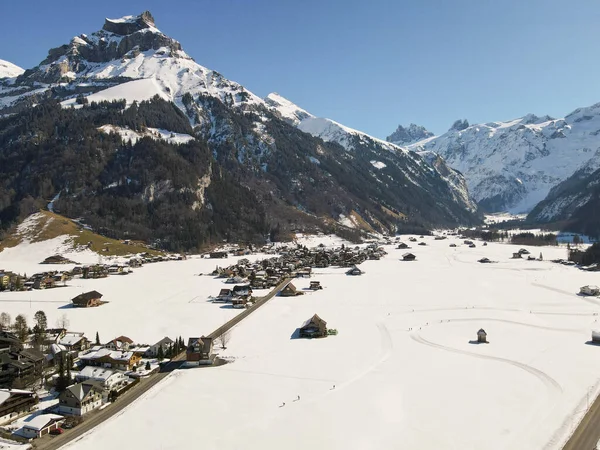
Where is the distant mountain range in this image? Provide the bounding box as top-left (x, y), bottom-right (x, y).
top-left (0, 11), bottom-right (480, 250)
top-left (388, 105), bottom-right (600, 236)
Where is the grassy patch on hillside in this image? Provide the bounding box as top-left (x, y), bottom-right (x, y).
top-left (0, 211), bottom-right (163, 257)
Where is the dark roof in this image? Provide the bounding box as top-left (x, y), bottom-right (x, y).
top-left (301, 314), bottom-right (327, 330)
top-left (478, 328), bottom-right (486, 334)
top-left (72, 290), bottom-right (103, 303)
top-left (20, 349), bottom-right (44, 362)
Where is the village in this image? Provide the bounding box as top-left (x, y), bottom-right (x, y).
top-left (0, 238), bottom-right (390, 446)
top-left (0, 230), bottom-right (597, 449)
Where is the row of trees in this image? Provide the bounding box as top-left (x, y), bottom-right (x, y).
top-left (0, 310), bottom-right (70, 345)
top-left (156, 336), bottom-right (186, 361)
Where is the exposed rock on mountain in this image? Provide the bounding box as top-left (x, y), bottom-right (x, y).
top-left (386, 123), bottom-right (434, 146)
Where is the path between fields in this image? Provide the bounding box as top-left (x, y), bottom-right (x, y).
top-left (36, 278), bottom-right (293, 450)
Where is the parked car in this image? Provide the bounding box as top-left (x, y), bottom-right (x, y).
top-left (50, 428), bottom-right (64, 435)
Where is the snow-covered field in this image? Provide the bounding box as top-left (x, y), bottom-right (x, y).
top-left (29, 236), bottom-right (598, 450)
top-left (0, 238), bottom-right (267, 344)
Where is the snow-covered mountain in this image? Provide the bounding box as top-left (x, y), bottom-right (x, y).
top-left (265, 92), bottom-right (476, 213)
top-left (0, 11), bottom-right (481, 247)
top-left (386, 123), bottom-right (434, 146)
top-left (0, 59), bottom-right (24, 79)
top-left (408, 108), bottom-right (600, 214)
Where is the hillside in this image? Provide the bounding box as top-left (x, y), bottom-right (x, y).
top-left (0, 210), bottom-right (161, 256)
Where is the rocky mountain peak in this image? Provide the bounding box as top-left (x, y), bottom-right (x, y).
top-left (449, 119), bottom-right (469, 132)
top-left (386, 123), bottom-right (434, 145)
top-left (102, 11), bottom-right (156, 35)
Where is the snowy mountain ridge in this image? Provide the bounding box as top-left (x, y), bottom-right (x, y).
top-left (264, 92), bottom-right (477, 213)
top-left (407, 108), bottom-right (600, 214)
top-left (0, 59), bottom-right (24, 79)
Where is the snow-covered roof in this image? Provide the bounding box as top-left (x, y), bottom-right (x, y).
top-left (0, 391), bottom-right (10, 404)
top-left (59, 333), bottom-right (85, 346)
top-left (76, 365), bottom-right (118, 381)
top-left (23, 414), bottom-right (63, 431)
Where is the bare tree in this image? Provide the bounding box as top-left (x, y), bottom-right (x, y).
top-left (14, 314), bottom-right (28, 343)
top-left (217, 329), bottom-right (231, 350)
top-left (56, 314), bottom-right (70, 330)
top-left (0, 313), bottom-right (11, 331)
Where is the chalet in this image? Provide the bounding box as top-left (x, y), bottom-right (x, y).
top-left (346, 266), bottom-right (363, 276)
top-left (309, 281), bottom-right (323, 290)
top-left (299, 314), bottom-right (327, 338)
top-left (19, 349), bottom-right (45, 376)
top-left (209, 251), bottom-right (228, 259)
top-left (33, 276), bottom-right (55, 290)
top-left (512, 252), bottom-right (522, 259)
top-left (75, 366), bottom-right (128, 391)
top-left (0, 272), bottom-right (9, 289)
top-left (434, 236), bottom-right (447, 240)
top-left (0, 389), bottom-right (38, 424)
top-left (224, 276), bottom-right (245, 284)
top-left (105, 336), bottom-right (133, 351)
top-left (580, 285), bottom-right (600, 296)
top-left (449, 243), bottom-right (457, 247)
top-left (148, 337), bottom-right (174, 357)
top-left (397, 242), bottom-right (409, 249)
top-left (464, 240), bottom-right (473, 245)
top-left (418, 242), bottom-right (427, 246)
top-left (58, 382), bottom-right (103, 416)
top-left (478, 257), bottom-right (492, 264)
top-left (79, 348), bottom-right (140, 371)
top-left (231, 297), bottom-right (249, 309)
top-left (409, 237), bottom-right (417, 242)
top-left (483, 242), bottom-right (488, 246)
top-left (41, 255), bottom-right (76, 265)
top-left (108, 265), bottom-right (125, 275)
top-left (402, 253), bottom-right (416, 261)
top-left (279, 283), bottom-right (304, 297)
top-left (296, 267), bottom-right (312, 278)
top-left (21, 414), bottom-right (64, 438)
top-left (186, 337), bottom-right (214, 366)
top-left (519, 248), bottom-right (530, 255)
top-left (232, 285), bottom-right (252, 297)
top-left (477, 329), bottom-right (487, 343)
top-left (71, 291), bottom-right (103, 308)
top-left (215, 289), bottom-right (233, 302)
top-left (58, 333), bottom-right (90, 353)
top-left (468, 243), bottom-right (476, 248)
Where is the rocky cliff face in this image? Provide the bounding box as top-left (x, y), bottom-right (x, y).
top-left (386, 123), bottom-right (433, 146)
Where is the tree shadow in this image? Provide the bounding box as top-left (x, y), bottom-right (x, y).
top-left (219, 304), bottom-right (234, 309)
top-left (58, 304), bottom-right (74, 310)
top-left (584, 341), bottom-right (600, 346)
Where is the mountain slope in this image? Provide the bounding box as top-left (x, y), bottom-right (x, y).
top-left (527, 165), bottom-right (600, 237)
top-left (0, 59), bottom-right (24, 79)
top-left (0, 11), bottom-right (480, 250)
top-left (408, 109), bottom-right (600, 214)
top-left (264, 92), bottom-right (477, 216)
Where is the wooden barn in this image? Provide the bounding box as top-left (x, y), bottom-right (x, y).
top-left (71, 291), bottom-right (103, 308)
top-left (309, 281), bottom-right (322, 290)
top-left (402, 253), bottom-right (416, 261)
top-left (346, 266), bottom-right (363, 276)
top-left (397, 242), bottom-right (409, 249)
top-left (299, 314), bottom-right (327, 338)
top-left (279, 283), bottom-right (304, 297)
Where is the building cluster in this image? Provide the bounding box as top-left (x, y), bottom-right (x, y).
top-left (0, 252), bottom-right (185, 293)
top-left (0, 325), bottom-right (183, 438)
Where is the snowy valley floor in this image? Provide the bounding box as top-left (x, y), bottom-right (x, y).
top-left (4, 236), bottom-right (600, 449)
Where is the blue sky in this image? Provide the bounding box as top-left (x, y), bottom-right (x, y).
top-left (2, 0), bottom-right (600, 137)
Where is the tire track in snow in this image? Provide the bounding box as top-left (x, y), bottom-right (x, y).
top-left (445, 317), bottom-right (584, 334)
top-left (409, 332), bottom-right (562, 394)
top-left (532, 282), bottom-right (600, 307)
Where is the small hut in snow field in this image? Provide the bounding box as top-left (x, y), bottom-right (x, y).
top-left (72, 291), bottom-right (103, 308)
top-left (580, 285), bottom-right (600, 296)
top-left (346, 266), bottom-right (363, 276)
top-left (279, 283), bottom-right (304, 297)
top-left (299, 314), bottom-right (327, 338)
top-left (402, 253), bottom-right (416, 261)
top-left (477, 329), bottom-right (487, 343)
